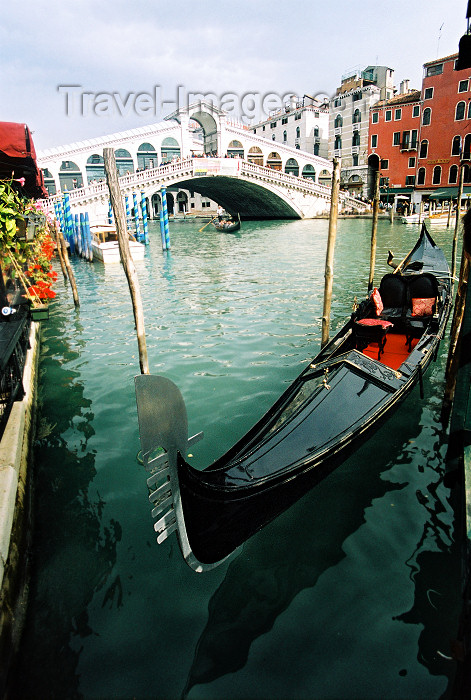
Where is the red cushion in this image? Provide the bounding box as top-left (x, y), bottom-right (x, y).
top-left (411, 297), bottom-right (435, 317)
top-left (356, 319), bottom-right (393, 328)
top-left (371, 287), bottom-right (383, 316)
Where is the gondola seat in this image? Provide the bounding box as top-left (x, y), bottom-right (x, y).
top-left (354, 318), bottom-right (393, 359)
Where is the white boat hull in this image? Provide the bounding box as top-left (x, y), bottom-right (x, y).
top-left (91, 240), bottom-right (145, 263)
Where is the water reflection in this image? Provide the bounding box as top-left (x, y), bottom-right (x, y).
top-left (12, 312), bottom-right (122, 698)
top-left (182, 389), bottom-right (461, 699)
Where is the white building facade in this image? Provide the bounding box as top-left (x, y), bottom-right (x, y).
top-left (328, 66), bottom-right (396, 198)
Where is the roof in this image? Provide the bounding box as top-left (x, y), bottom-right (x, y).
top-left (372, 90), bottom-right (421, 109)
top-left (423, 53), bottom-right (458, 67)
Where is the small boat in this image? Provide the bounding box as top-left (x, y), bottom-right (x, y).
top-left (212, 213), bottom-right (241, 233)
top-left (425, 212), bottom-right (454, 227)
top-left (399, 213), bottom-right (421, 224)
top-left (90, 223), bottom-right (145, 264)
top-left (135, 225), bottom-right (452, 572)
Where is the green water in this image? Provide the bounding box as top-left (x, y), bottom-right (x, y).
top-left (13, 218), bottom-right (462, 699)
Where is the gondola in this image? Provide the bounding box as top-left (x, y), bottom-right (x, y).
top-left (135, 224), bottom-right (452, 572)
top-left (212, 213), bottom-right (241, 232)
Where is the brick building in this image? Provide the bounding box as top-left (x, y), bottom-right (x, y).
top-left (367, 52), bottom-right (471, 210)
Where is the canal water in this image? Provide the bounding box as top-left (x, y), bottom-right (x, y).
top-left (13, 217), bottom-right (463, 699)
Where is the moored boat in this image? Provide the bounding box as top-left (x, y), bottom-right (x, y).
top-left (399, 213), bottom-right (421, 224)
top-left (425, 212), bottom-right (454, 227)
top-left (135, 224), bottom-right (452, 572)
top-left (90, 223), bottom-right (145, 263)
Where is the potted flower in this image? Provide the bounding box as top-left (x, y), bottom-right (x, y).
top-left (0, 179), bottom-right (57, 320)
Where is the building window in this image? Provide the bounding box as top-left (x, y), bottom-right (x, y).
top-left (411, 129), bottom-right (418, 148)
top-left (417, 167), bottom-right (426, 185)
top-left (394, 108), bottom-right (402, 120)
top-left (314, 126), bottom-right (319, 137)
top-left (419, 140), bottom-right (429, 158)
top-left (408, 157), bottom-right (415, 168)
top-left (334, 98), bottom-right (341, 108)
top-left (294, 112), bottom-right (302, 120)
top-left (456, 101), bottom-right (466, 120)
top-left (380, 159), bottom-right (389, 169)
top-left (334, 135), bottom-right (342, 150)
top-left (432, 165), bottom-right (441, 185)
top-left (412, 105), bottom-right (420, 118)
top-left (372, 112), bottom-right (379, 124)
top-left (452, 135), bottom-right (461, 156)
top-left (253, 129), bottom-right (257, 134)
top-left (352, 153), bottom-right (359, 166)
top-left (282, 117), bottom-right (288, 125)
top-left (353, 109), bottom-right (361, 124)
top-left (371, 134), bottom-right (378, 148)
top-left (352, 131), bottom-right (360, 147)
top-left (352, 92), bottom-right (362, 102)
top-left (314, 143), bottom-right (319, 155)
top-left (283, 130), bottom-right (287, 143)
top-left (463, 133), bottom-right (471, 159)
top-left (393, 132), bottom-right (401, 146)
top-left (270, 121), bottom-right (277, 128)
top-left (467, 102), bottom-right (471, 119)
top-left (402, 130), bottom-right (410, 149)
top-left (272, 134), bottom-right (276, 141)
top-left (459, 79), bottom-right (469, 92)
top-left (385, 110), bottom-right (392, 121)
top-left (449, 165), bottom-right (459, 184)
top-left (262, 125), bottom-right (265, 131)
top-left (296, 127), bottom-right (300, 139)
top-left (424, 87), bottom-right (434, 99)
top-left (426, 63), bottom-right (443, 76)
top-left (422, 108), bottom-right (431, 126)
top-left (405, 175), bottom-right (415, 186)
top-left (334, 114), bottom-right (343, 128)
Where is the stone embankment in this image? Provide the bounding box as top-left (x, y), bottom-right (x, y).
top-left (0, 322), bottom-right (40, 694)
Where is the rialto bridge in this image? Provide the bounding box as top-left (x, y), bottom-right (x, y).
top-left (38, 101), bottom-right (366, 220)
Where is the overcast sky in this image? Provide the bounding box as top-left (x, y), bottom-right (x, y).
top-left (1, 0), bottom-right (468, 152)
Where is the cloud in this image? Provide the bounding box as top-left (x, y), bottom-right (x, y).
top-left (1, 0), bottom-right (467, 149)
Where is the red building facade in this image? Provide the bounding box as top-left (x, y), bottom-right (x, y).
top-left (368, 52), bottom-right (471, 207)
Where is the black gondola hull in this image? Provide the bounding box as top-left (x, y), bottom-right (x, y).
top-left (135, 224), bottom-right (452, 571)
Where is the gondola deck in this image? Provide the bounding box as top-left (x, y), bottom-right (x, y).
top-left (362, 332), bottom-right (419, 370)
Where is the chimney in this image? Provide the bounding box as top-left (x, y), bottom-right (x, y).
top-left (400, 79), bottom-right (410, 94)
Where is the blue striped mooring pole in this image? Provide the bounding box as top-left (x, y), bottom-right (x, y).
top-left (132, 192), bottom-right (141, 241)
top-left (161, 187), bottom-right (171, 250)
top-left (84, 212), bottom-right (93, 261)
top-left (108, 200), bottom-right (113, 224)
top-left (140, 192), bottom-right (149, 245)
top-left (159, 208), bottom-right (166, 250)
top-left (125, 195), bottom-right (131, 231)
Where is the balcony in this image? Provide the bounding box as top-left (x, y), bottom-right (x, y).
top-left (351, 146), bottom-right (360, 155)
top-left (334, 127), bottom-right (342, 136)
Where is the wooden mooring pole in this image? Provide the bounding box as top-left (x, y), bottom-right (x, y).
top-left (442, 206), bottom-right (470, 424)
top-left (368, 170), bottom-right (381, 294)
top-left (54, 220), bottom-right (80, 308)
top-left (321, 158), bottom-right (341, 348)
top-left (103, 147), bottom-right (149, 375)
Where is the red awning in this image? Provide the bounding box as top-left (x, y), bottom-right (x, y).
top-left (0, 121), bottom-right (47, 198)
top-left (0, 122), bottom-right (37, 159)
